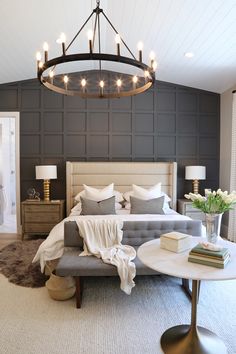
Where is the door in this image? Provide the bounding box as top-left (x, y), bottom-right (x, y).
top-left (0, 112), bottom-right (20, 234)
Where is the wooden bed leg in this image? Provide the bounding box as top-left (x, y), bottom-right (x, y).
top-left (75, 276), bottom-right (83, 308)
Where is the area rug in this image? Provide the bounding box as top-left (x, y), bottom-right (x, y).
top-left (0, 274), bottom-right (236, 354)
top-left (0, 239), bottom-right (48, 287)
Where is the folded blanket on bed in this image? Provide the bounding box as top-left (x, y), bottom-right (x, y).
top-left (76, 218), bottom-right (136, 295)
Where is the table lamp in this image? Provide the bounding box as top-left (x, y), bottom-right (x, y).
top-left (35, 165), bottom-right (57, 201)
top-left (185, 165), bottom-right (206, 194)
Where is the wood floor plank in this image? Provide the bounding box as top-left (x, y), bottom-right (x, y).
top-left (0, 233), bottom-right (20, 250)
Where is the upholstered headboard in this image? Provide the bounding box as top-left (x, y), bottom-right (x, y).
top-left (66, 161), bottom-right (177, 216)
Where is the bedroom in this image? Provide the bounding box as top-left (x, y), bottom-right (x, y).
top-left (0, 1), bottom-right (236, 353)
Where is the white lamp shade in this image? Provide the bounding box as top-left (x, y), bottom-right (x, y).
top-left (185, 166), bottom-right (206, 180)
top-left (35, 165), bottom-right (57, 180)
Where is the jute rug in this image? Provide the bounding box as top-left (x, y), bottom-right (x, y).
top-left (0, 239), bottom-right (48, 287)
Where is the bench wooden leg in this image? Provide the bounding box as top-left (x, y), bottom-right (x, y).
top-left (75, 276), bottom-right (83, 308)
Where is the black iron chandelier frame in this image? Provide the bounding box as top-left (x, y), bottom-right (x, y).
top-left (37, 0), bottom-right (156, 98)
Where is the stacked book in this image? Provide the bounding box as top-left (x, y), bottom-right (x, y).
top-left (188, 243), bottom-right (230, 268)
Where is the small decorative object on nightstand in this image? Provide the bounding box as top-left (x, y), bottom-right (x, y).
top-left (178, 199), bottom-right (205, 225)
top-left (21, 200), bottom-right (65, 240)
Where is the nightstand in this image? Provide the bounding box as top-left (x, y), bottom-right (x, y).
top-left (178, 199), bottom-right (205, 225)
top-left (21, 200), bottom-right (65, 240)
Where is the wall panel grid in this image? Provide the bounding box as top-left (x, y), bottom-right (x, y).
top-left (0, 78), bottom-right (220, 201)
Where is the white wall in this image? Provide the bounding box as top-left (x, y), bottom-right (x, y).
top-left (220, 84), bottom-right (236, 236)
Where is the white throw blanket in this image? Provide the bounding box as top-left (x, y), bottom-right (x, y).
top-left (76, 218), bottom-right (136, 295)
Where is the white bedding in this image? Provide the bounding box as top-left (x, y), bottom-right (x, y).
top-left (32, 210), bottom-right (195, 272)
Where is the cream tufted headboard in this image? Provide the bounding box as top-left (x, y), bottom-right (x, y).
top-left (66, 161), bottom-right (177, 216)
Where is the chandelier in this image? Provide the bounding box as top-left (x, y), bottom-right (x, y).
top-left (36, 0), bottom-right (157, 99)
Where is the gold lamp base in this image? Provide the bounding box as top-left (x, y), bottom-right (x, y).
top-left (43, 179), bottom-right (50, 201)
top-left (192, 179), bottom-right (199, 194)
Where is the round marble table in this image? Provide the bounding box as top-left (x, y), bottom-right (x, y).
top-left (137, 237), bottom-right (236, 354)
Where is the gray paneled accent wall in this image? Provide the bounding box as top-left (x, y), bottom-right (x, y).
top-left (0, 78), bottom-right (220, 202)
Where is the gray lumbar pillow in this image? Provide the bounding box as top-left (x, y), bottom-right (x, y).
top-left (80, 196), bottom-right (116, 215)
top-left (130, 196), bottom-right (165, 214)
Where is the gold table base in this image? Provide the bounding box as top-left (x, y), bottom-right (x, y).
top-left (161, 280), bottom-right (227, 354)
top-left (161, 325), bottom-right (227, 354)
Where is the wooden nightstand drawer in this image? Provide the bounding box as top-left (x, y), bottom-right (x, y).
top-left (24, 204), bottom-right (60, 213)
top-left (24, 223), bottom-right (56, 233)
top-left (24, 212), bottom-right (60, 223)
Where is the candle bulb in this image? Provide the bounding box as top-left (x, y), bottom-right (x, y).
top-left (49, 70), bottom-right (54, 84)
top-left (149, 51), bottom-right (155, 68)
top-left (99, 80), bottom-right (104, 96)
top-left (137, 41), bottom-right (143, 62)
top-left (81, 78), bottom-right (87, 93)
top-left (152, 60), bottom-right (157, 71)
top-left (132, 75), bottom-right (138, 89)
top-left (87, 30), bottom-right (93, 54)
top-left (43, 42), bottom-right (49, 62)
top-left (116, 79), bottom-right (122, 94)
top-left (56, 33), bottom-right (66, 55)
top-left (36, 52), bottom-right (41, 69)
top-left (64, 75), bottom-right (69, 90)
top-left (115, 34), bottom-right (121, 56)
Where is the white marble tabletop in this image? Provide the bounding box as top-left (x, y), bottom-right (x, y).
top-left (137, 237), bottom-right (236, 281)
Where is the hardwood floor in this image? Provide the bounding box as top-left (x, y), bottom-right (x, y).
top-left (0, 233), bottom-right (20, 250)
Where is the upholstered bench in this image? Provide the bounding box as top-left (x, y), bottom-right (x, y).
top-left (56, 219), bottom-right (202, 308)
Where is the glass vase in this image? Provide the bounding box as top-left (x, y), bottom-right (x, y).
top-left (205, 213), bottom-right (223, 244)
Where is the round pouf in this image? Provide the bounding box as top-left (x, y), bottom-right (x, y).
top-left (46, 271), bottom-right (76, 301)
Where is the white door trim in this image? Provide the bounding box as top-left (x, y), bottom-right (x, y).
top-left (0, 112), bottom-right (21, 234)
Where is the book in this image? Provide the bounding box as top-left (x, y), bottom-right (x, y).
top-left (188, 253), bottom-right (230, 264)
top-left (188, 255), bottom-right (230, 269)
top-left (160, 232), bottom-right (192, 253)
top-left (189, 251), bottom-right (230, 262)
top-left (190, 243), bottom-right (229, 259)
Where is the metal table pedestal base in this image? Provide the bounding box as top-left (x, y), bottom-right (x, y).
top-left (161, 324), bottom-right (227, 354)
top-left (161, 280), bottom-right (227, 353)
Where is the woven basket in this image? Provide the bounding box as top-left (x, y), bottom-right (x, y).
top-left (45, 270), bottom-right (76, 301)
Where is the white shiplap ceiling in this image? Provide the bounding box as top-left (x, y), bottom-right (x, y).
top-left (0, 0), bottom-right (236, 93)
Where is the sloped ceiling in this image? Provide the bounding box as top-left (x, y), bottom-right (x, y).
top-left (0, 0), bottom-right (235, 93)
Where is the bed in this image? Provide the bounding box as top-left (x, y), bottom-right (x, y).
top-left (33, 161), bottom-right (203, 307)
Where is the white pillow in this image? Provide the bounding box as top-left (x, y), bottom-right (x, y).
top-left (124, 183), bottom-right (162, 202)
top-left (74, 185), bottom-right (123, 203)
top-left (132, 183), bottom-right (162, 200)
top-left (83, 183), bottom-right (114, 202)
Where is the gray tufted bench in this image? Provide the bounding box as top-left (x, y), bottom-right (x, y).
top-left (56, 219), bottom-right (202, 308)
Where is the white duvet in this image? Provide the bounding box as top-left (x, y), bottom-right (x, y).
top-left (32, 210), bottom-right (193, 272)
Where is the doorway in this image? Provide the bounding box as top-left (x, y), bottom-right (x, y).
top-left (0, 112), bottom-right (20, 234)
